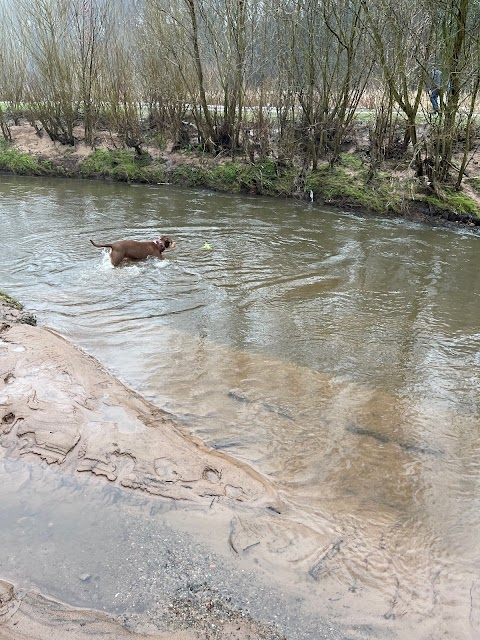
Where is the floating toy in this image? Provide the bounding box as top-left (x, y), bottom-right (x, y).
top-left (202, 243), bottom-right (212, 250)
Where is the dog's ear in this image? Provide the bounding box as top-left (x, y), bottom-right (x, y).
top-left (160, 236), bottom-right (171, 248)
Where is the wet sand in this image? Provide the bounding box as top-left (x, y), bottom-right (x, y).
top-left (0, 299), bottom-right (353, 640)
top-left (0, 574), bottom-right (298, 640)
top-left (0, 578), bottom-right (194, 640)
top-left (0, 299), bottom-right (277, 639)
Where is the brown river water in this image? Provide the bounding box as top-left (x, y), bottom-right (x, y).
top-left (1, 175), bottom-right (479, 638)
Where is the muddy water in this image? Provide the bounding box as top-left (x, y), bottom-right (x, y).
top-left (1, 175), bottom-right (480, 637)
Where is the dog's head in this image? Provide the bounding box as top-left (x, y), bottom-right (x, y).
top-left (155, 236), bottom-right (176, 251)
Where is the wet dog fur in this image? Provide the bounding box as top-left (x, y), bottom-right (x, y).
top-left (90, 236), bottom-right (175, 266)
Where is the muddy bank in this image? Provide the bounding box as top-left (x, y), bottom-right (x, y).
top-left (2, 120), bottom-right (480, 229)
top-left (0, 293), bottom-right (36, 328)
top-left (0, 320), bottom-right (274, 505)
top-left (0, 297), bottom-right (333, 571)
top-left (0, 298), bottom-right (354, 640)
top-left (0, 298), bottom-right (279, 639)
top-left (0, 299), bottom-right (337, 573)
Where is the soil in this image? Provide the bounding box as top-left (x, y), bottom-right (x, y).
top-left (7, 121), bottom-right (215, 172)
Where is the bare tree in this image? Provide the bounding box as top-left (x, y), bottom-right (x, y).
top-left (361, 0), bottom-right (435, 175)
top-left (425, 0), bottom-right (477, 189)
top-left (0, 1), bottom-right (27, 128)
top-left (15, 0), bottom-right (78, 145)
top-left (71, 0), bottom-right (113, 146)
top-left (275, 0), bottom-right (372, 170)
top-left (141, 0), bottom-right (200, 148)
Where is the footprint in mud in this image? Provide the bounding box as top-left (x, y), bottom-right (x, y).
top-left (225, 485), bottom-right (244, 499)
top-left (111, 451), bottom-right (136, 481)
top-left (0, 412), bottom-right (18, 436)
top-left (77, 450), bottom-right (136, 484)
top-left (202, 466), bottom-right (222, 483)
top-left (153, 457), bottom-right (179, 482)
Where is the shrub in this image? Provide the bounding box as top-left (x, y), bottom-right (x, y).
top-left (170, 165), bottom-right (207, 187)
top-left (206, 163), bottom-right (242, 191)
top-left (79, 148), bottom-right (151, 181)
top-left (306, 165), bottom-right (400, 213)
top-left (0, 142), bottom-right (44, 175)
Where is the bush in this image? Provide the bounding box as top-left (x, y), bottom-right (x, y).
top-left (79, 148), bottom-right (151, 181)
top-left (206, 163), bottom-right (242, 191)
top-left (0, 141), bottom-right (44, 175)
top-left (417, 189), bottom-right (479, 217)
top-left (237, 160), bottom-right (296, 196)
top-left (139, 163), bottom-right (167, 183)
top-left (170, 165), bottom-right (207, 187)
top-left (306, 165), bottom-right (400, 213)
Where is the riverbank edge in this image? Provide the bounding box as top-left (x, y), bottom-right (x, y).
top-left (0, 292), bottom-right (294, 640)
top-left (0, 292), bottom-right (37, 327)
top-left (2, 130), bottom-right (480, 231)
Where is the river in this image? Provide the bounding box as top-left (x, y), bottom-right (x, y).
top-left (1, 174), bottom-right (479, 639)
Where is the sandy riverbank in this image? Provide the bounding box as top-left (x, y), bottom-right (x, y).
top-left (0, 298), bottom-right (294, 640)
top-left (0, 578), bottom-right (193, 640)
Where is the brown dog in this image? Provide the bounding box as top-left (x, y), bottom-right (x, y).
top-left (90, 236), bottom-right (175, 266)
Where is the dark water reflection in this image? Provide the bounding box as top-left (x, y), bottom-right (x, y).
top-left (1, 175), bottom-right (480, 637)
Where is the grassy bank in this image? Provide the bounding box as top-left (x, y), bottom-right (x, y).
top-left (0, 291), bottom-right (36, 326)
top-left (1, 138), bottom-right (480, 228)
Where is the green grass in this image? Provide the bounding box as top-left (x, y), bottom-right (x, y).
top-left (339, 152), bottom-right (364, 170)
top-left (204, 160), bottom-right (297, 196)
top-left (170, 164), bottom-right (208, 187)
top-left (0, 140), bottom-right (68, 176)
top-left (416, 188), bottom-right (479, 217)
top-left (305, 165), bottom-right (401, 213)
top-left (170, 160), bottom-right (297, 196)
top-left (237, 160), bottom-right (297, 196)
top-left (205, 163), bottom-right (243, 192)
top-left (76, 150), bottom-right (407, 216)
top-left (0, 140), bottom-right (48, 175)
top-left (79, 148), bottom-right (169, 183)
top-left (79, 149), bottom-right (143, 181)
top-left (444, 191), bottom-right (479, 216)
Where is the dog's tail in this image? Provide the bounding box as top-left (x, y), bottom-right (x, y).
top-left (90, 239), bottom-right (113, 249)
